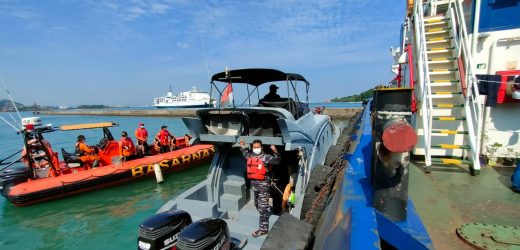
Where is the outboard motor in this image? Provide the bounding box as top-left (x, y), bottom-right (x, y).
top-left (0, 166), bottom-right (31, 197)
top-left (177, 218), bottom-right (230, 250)
top-left (138, 210), bottom-right (192, 250)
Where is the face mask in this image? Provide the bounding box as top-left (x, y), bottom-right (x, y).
top-left (252, 148), bottom-right (262, 155)
top-left (140, 126), bottom-right (144, 128)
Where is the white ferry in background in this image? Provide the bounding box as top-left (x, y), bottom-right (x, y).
top-left (153, 86), bottom-right (211, 108)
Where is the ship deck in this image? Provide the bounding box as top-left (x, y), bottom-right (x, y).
top-left (409, 162), bottom-right (520, 249)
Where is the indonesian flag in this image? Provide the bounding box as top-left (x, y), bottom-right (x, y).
top-left (221, 83), bottom-right (233, 107)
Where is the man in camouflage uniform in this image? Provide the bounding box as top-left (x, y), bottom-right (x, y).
top-left (240, 139), bottom-right (281, 237)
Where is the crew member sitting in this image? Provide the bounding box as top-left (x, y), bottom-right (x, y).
top-left (119, 131), bottom-right (136, 161)
top-left (155, 125), bottom-right (172, 153)
top-left (75, 135), bottom-right (100, 168)
top-left (262, 84), bottom-right (281, 101)
top-left (135, 122), bottom-right (149, 156)
top-left (239, 139), bottom-right (281, 237)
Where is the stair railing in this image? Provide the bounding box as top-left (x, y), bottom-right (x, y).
top-left (448, 0), bottom-right (482, 170)
top-left (413, 0), bottom-right (433, 166)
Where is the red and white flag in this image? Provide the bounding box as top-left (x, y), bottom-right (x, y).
top-left (221, 83), bottom-right (233, 107)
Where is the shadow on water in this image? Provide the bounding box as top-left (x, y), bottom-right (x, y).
top-left (0, 163), bottom-right (209, 250)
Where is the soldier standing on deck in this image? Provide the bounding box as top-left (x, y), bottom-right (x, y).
top-left (239, 139), bottom-right (281, 237)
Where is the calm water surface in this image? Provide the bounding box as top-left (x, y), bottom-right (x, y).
top-left (0, 102), bottom-right (359, 249)
top-left (0, 113), bottom-right (208, 250)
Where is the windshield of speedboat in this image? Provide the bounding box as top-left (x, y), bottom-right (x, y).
top-left (210, 80), bottom-right (309, 108)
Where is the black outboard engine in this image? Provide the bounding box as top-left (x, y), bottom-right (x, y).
top-left (177, 218), bottom-right (230, 250)
top-left (138, 210), bottom-right (192, 250)
top-left (0, 166), bottom-right (31, 197)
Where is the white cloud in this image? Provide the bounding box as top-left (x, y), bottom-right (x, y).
top-left (126, 6), bottom-right (146, 19)
top-left (150, 3), bottom-right (169, 14)
top-left (94, 1), bottom-right (172, 20)
top-left (0, 3), bottom-right (39, 20)
top-left (0, 0), bottom-right (404, 105)
top-left (176, 41), bottom-right (189, 48)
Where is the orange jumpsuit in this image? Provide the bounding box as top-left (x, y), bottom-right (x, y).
top-left (119, 137), bottom-right (136, 157)
top-left (75, 142), bottom-right (99, 166)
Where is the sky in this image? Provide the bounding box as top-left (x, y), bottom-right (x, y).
top-left (0, 0), bottom-right (405, 106)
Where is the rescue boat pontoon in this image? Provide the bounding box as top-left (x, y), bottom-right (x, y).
top-left (0, 118), bottom-right (214, 206)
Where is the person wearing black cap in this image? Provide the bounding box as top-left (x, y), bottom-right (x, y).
top-left (263, 84), bottom-right (281, 101)
top-left (119, 131), bottom-right (136, 160)
top-left (75, 135), bottom-right (100, 168)
top-left (155, 125), bottom-right (173, 153)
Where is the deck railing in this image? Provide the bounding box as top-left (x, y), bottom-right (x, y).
top-left (413, 0), bottom-right (433, 166)
top-left (448, 0), bottom-right (482, 168)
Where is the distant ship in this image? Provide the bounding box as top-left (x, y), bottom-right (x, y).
top-left (153, 86), bottom-right (211, 108)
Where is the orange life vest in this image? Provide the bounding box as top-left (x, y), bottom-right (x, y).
top-left (158, 130), bottom-right (170, 146)
top-left (135, 127), bottom-right (148, 142)
top-left (246, 157), bottom-right (269, 180)
top-left (119, 137), bottom-right (136, 157)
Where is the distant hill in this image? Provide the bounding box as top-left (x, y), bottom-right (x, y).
top-left (0, 99), bottom-right (27, 112)
top-left (0, 99), bottom-right (51, 112)
top-left (331, 88), bottom-right (373, 102)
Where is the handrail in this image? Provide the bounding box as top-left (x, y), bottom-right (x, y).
top-left (450, 0), bottom-right (483, 159)
top-left (407, 44), bottom-right (416, 112)
top-left (413, 0), bottom-right (433, 165)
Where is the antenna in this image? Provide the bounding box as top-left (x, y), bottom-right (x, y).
top-left (0, 74), bottom-right (23, 123)
top-left (0, 116), bottom-right (20, 132)
top-left (8, 113), bottom-right (18, 125)
top-left (196, 16), bottom-right (211, 82)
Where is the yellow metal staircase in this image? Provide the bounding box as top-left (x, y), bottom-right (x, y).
top-left (411, 0), bottom-right (482, 175)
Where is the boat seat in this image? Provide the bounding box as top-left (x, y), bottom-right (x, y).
top-left (97, 138), bottom-right (109, 150)
top-left (259, 98), bottom-right (300, 118)
top-left (61, 148), bottom-right (83, 166)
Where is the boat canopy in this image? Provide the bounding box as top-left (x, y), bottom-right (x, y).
top-left (211, 68), bottom-right (308, 86)
top-left (209, 68), bottom-right (310, 116)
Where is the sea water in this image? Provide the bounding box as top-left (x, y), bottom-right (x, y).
top-left (0, 102), bottom-right (360, 249)
top-left (0, 112), bottom-right (208, 250)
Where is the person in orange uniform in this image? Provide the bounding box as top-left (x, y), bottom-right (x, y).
top-left (155, 125), bottom-right (172, 153)
top-left (75, 135), bottom-right (100, 168)
top-left (135, 122), bottom-right (149, 156)
top-left (118, 131), bottom-right (136, 160)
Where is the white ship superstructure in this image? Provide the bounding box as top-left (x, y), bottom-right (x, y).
top-left (153, 87), bottom-right (210, 108)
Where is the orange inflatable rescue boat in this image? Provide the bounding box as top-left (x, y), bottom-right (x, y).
top-left (0, 118), bottom-right (214, 206)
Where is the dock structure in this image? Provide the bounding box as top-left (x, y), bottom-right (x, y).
top-left (40, 108), bottom-right (362, 120)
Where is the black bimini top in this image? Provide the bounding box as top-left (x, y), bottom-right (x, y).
top-left (211, 68), bottom-right (308, 86)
